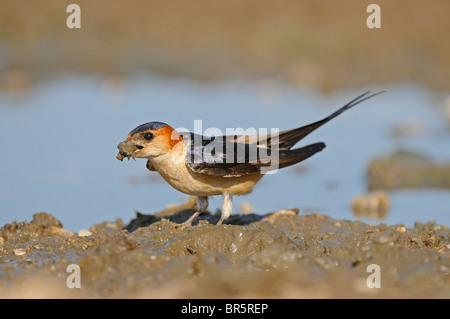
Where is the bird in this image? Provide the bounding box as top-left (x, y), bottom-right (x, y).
top-left (116, 91), bottom-right (384, 226)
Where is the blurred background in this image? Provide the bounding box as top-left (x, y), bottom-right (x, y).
top-left (0, 0), bottom-right (449, 230)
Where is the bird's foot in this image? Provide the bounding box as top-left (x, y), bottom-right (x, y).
top-left (184, 211), bottom-right (201, 226)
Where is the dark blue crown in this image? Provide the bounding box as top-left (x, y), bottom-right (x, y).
top-left (129, 121), bottom-right (168, 135)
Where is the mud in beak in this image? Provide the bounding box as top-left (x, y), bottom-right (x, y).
top-left (116, 141), bottom-right (142, 161)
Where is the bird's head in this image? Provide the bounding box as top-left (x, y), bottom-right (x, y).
top-left (117, 121), bottom-right (182, 160)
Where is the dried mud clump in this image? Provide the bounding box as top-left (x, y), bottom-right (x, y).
top-left (116, 141), bottom-right (139, 161)
top-left (367, 151), bottom-right (450, 191)
top-left (0, 212), bottom-right (72, 245)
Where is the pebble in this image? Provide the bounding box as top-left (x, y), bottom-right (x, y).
top-left (262, 208), bottom-right (299, 223)
top-left (374, 233), bottom-right (393, 245)
top-left (50, 226), bottom-right (74, 237)
top-left (239, 201), bottom-right (255, 215)
top-left (105, 222), bottom-right (119, 230)
top-left (78, 229), bottom-right (93, 237)
top-left (352, 191), bottom-right (390, 219)
top-left (315, 256), bottom-right (339, 269)
top-left (13, 248), bottom-right (26, 256)
top-left (332, 221), bottom-right (342, 227)
top-left (396, 226), bottom-right (407, 233)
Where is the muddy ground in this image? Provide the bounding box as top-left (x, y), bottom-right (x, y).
top-left (0, 205), bottom-right (448, 298)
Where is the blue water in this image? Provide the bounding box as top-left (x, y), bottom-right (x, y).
top-left (0, 74), bottom-right (449, 231)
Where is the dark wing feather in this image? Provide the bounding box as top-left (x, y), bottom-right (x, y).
top-left (185, 133), bottom-right (263, 177)
top-left (275, 143), bottom-right (326, 169)
top-left (225, 91), bottom-right (384, 150)
top-left (273, 91), bottom-right (384, 150)
top-left (183, 91), bottom-right (384, 177)
top-left (184, 131), bottom-right (325, 177)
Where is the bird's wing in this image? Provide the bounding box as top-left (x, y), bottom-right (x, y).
top-left (182, 132), bottom-right (325, 177)
top-left (182, 91), bottom-right (384, 177)
top-left (183, 132), bottom-right (262, 177)
top-left (225, 91), bottom-right (384, 150)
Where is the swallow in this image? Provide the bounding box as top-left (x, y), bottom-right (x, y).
top-left (117, 91), bottom-right (384, 226)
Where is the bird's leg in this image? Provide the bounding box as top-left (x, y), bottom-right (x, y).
top-left (217, 192), bottom-right (232, 225)
top-left (184, 196), bottom-right (208, 226)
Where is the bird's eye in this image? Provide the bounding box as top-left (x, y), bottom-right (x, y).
top-left (143, 132), bottom-right (154, 141)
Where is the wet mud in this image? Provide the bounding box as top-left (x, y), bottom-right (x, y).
top-left (0, 207), bottom-right (448, 298)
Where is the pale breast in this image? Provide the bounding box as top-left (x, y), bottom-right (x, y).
top-left (150, 151), bottom-right (263, 196)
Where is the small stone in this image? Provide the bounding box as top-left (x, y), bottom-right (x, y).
top-left (332, 221), bottom-right (342, 227)
top-left (262, 208), bottom-right (299, 223)
top-left (239, 201), bottom-right (255, 215)
top-left (50, 226), bottom-right (74, 237)
top-left (78, 229), bottom-right (93, 237)
top-left (13, 248), bottom-right (26, 256)
top-left (315, 256), bottom-right (339, 269)
top-left (0, 236), bottom-right (5, 245)
top-left (105, 222), bottom-right (119, 230)
top-left (374, 233), bottom-right (392, 245)
top-left (396, 226), bottom-right (407, 233)
top-left (352, 191), bottom-right (390, 219)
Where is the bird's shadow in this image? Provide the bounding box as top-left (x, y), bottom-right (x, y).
top-left (124, 209), bottom-right (267, 232)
